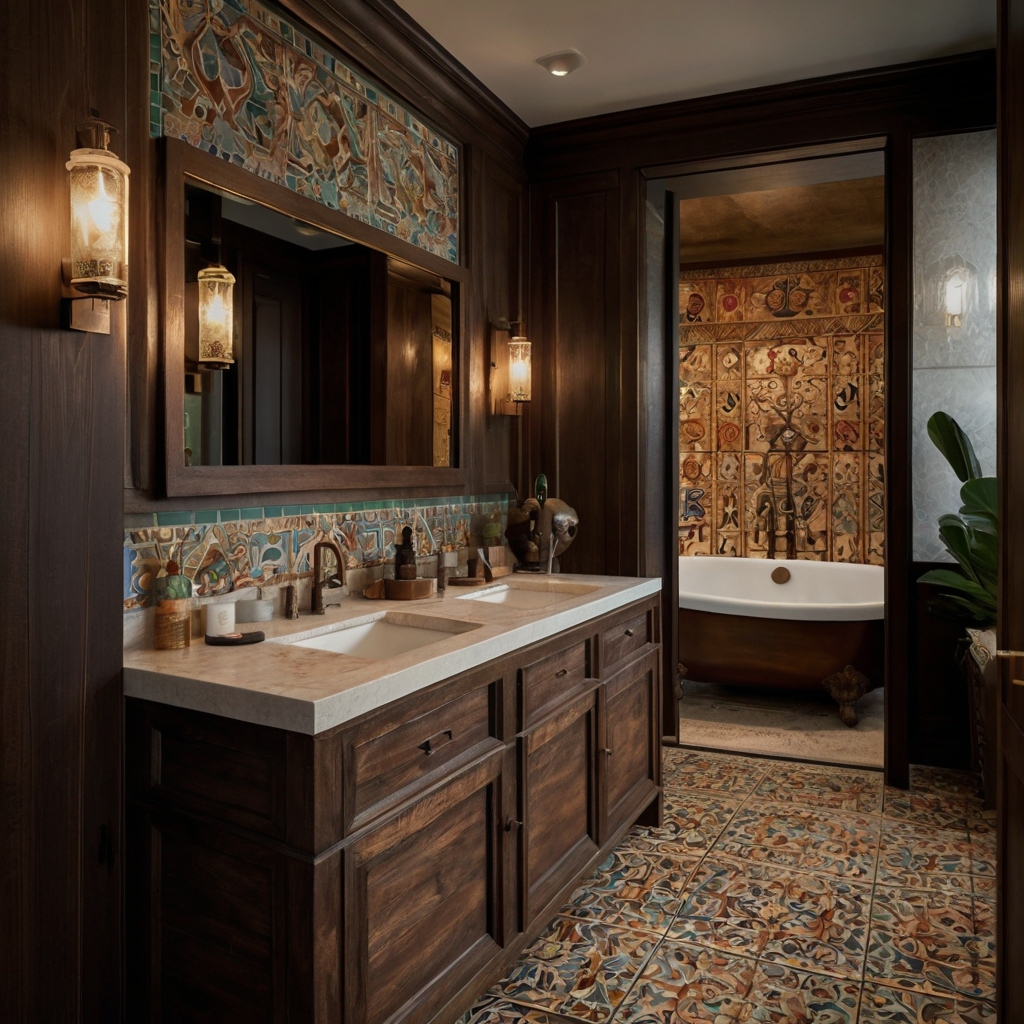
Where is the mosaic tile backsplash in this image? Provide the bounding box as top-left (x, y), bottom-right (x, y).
top-left (124, 494), bottom-right (506, 610)
top-left (150, 0), bottom-right (459, 262)
top-left (678, 255), bottom-right (885, 564)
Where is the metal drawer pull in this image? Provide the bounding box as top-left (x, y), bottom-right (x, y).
top-left (503, 816), bottom-right (522, 833)
top-left (555, 668), bottom-right (568, 678)
top-left (603, 748), bottom-right (613, 757)
top-left (996, 651), bottom-right (1024, 686)
top-left (624, 629), bottom-right (634, 637)
top-left (418, 729), bottom-right (453, 755)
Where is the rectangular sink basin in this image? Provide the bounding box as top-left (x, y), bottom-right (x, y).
top-left (285, 614), bottom-right (478, 660)
top-left (456, 581), bottom-right (599, 610)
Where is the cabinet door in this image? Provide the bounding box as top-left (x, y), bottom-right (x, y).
top-left (519, 687), bottom-right (600, 930)
top-left (602, 650), bottom-right (660, 841)
top-left (343, 747), bottom-right (512, 1024)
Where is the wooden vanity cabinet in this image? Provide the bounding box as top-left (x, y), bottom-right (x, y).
top-left (126, 594), bottom-right (660, 1024)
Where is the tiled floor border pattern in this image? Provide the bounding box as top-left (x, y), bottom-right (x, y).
top-left (458, 749), bottom-right (996, 1023)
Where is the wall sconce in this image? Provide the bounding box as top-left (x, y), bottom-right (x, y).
top-left (63, 119), bottom-right (130, 334)
top-left (945, 273), bottom-right (965, 328)
top-left (490, 317), bottom-right (531, 415)
top-left (197, 265), bottom-right (236, 368)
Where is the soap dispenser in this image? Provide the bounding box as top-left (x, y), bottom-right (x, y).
top-left (395, 525), bottom-right (417, 580)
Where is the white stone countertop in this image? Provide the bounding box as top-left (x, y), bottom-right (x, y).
top-left (123, 574), bottom-right (662, 735)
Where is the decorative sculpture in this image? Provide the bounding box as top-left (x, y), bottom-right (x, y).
top-left (505, 474), bottom-right (579, 573)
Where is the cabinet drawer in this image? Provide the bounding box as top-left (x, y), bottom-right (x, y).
top-left (350, 682), bottom-right (496, 827)
top-left (601, 609), bottom-right (651, 673)
top-left (520, 640), bottom-right (590, 728)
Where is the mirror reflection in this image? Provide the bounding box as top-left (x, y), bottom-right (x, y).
top-left (182, 182), bottom-right (455, 469)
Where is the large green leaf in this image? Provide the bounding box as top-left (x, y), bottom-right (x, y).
top-left (918, 568), bottom-right (997, 610)
top-left (928, 412), bottom-right (982, 482)
top-left (960, 476), bottom-right (998, 521)
top-left (937, 516), bottom-right (978, 581)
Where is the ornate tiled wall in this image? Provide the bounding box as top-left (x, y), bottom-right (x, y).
top-left (678, 256), bottom-right (885, 563)
top-left (124, 494), bottom-right (506, 610)
top-left (912, 131), bottom-right (997, 562)
top-left (150, 0), bottom-right (459, 262)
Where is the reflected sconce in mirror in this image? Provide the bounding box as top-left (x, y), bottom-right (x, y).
top-left (490, 317), bottom-right (531, 415)
top-left (63, 119), bottom-right (129, 334)
top-left (945, 273), bottom-right (965, 328)
top-left (197, 265), bottom-right (236, 368)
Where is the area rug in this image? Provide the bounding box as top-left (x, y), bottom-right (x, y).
top-left (677, 679), bottom-right (884, 768)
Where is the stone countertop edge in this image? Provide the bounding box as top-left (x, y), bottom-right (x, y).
top-left (123, 575), bottom-right (662, 735)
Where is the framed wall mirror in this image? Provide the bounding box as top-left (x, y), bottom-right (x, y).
top-left (161, 138), bottom-right (466, 496)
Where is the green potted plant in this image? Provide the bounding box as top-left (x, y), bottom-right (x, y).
top-left (919, 411), bottom-right (997, 803)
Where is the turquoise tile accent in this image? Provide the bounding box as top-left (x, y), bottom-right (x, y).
top-left (263, 506), bottom-right (283, 518)
top-left (313, 504), bottom-right (335, 513)
top-left (282, 505), bottom-right (302, 516)
top-left (218, 509), bottom-right (240, 522)
top-left (156, 511), bottom-right (193, 527)
top-left (299, 505), bottom-right (314, 515)
top-left (194, 510), bottom-right (219, 524)
top-left (240, 506), bottom-right (263, 520)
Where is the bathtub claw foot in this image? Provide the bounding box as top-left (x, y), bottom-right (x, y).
top-left (822, 665), bottom-right (870, 727)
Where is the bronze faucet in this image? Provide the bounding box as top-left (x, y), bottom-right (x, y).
top-left (311, 540), bottom-right (346, 614)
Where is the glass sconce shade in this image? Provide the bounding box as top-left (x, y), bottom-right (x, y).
top-left (197, 265), bottom-right (236, 367)
top-left (945, 273), bottom-right (965, 326)
top-left (67, 146), bottom-right (129, 298)
top-left (508, 337), bottom-right (532, 402)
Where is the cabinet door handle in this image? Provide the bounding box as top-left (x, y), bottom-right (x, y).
top-left (603, 748), bottom-right (613, 757)
top-left (503, 816), bottom-right (522, 833)
top-left (624, 629), bottom-right (635, 637)
top-left (555, 668), bottom-right (568, 678)
top-left (418, 729), bottom-right (453, 755)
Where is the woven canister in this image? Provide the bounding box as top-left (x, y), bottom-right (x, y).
top-left (154, 598), bottom-right (192, 650)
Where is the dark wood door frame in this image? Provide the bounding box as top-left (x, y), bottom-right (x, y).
top-left (639, 137), bottom-right (912, 785)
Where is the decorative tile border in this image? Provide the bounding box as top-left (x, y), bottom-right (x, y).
top-left (124, 493), bottom-right (507, 609)
top-left (149, 0), bottom-right (459, 262)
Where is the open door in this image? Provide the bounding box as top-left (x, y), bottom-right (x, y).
top-left (997, 0), bottom-right (1024, 1016)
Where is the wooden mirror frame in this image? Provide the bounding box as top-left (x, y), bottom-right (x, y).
top-left (161, 137), bottom-right (467, 497)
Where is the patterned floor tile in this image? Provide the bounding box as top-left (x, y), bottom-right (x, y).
top-left (971, 874), bottom-right (996, 897)
top-left (467, 1001), bottom-right (580, 1023)
top-left (858, 982), bottom-right (996, 1023)
top-left (490, 918), bottom-right (657, 1022)
top-left (560, 849), bottom-right (699, 937)
top-left (662, 749), bottom-right (769, 796)
top-left (627, 793), bottom-right (741, 855)
top-left (713, 803), bottom-right (880, 881)
top-left (615, 939), bottom-right (756, 1023)
top-left (865, 887), bottom-right (995, 1001)
top-left (876, 821), bottom-right (974, 893)
top-left (754, 763), bottom-right (884, 815)
top-left (668, 859), bottom-right (871, 979)
top-left (882, 788), bottom-right (970, 831)
top-left (741, 961), bottom-right (861, 1023)
top-left (909, 766), bottom-right (983, 801)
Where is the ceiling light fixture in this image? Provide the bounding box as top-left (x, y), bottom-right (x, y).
top-left (536, 49), bottom-right (585, 77)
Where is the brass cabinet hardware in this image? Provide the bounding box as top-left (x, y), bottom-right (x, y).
top-left (995, 650), bottom-right (1024, 686)
top-left (555, 668), bottom-right (568, 678)
top-left (625, 629), bottom-right (634, 637)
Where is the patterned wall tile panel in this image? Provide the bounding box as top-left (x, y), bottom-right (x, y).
top-left (150, 0), bottom-right (459, 262)
top-left (679, 256), bottom-right (885, 564)
top-left (124, 494), bottom-right (506, 609)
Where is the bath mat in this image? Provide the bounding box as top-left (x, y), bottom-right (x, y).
top-left (677, 679), bottom-right (884, 768)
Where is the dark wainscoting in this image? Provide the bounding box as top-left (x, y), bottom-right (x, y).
top-left (524, 50), bottom-right (997, 786)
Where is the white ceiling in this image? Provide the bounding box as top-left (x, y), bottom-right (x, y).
top-left (395, 0), bottom-right (996, 127)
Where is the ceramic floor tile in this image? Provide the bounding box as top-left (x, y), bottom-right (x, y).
top-left (876, 821), bottom-right (975, 893)
top-left (627, 793), bottom-right (741, 855)
top-left (971, 874), bottom-right (996, 897)
top-left (909, 766), bottom-right (984, 801)
top-left (662, 749), bottom-right (769, 796)
top-left (882, 788), bottom-right (970, 831)
top-left (560, 849), bottom-right (700, 937)
top-left (865, 887), bottom-right (995, 1002)
top-left (753, 763), bottom-right (884, 815)
top-left (615, 939), bottom-right (757, 1023)
top-left (858, 982), bottom-right (996, 1023)
top-left (712, 803), bottom-right (880, 882)
top-left (491, 918), bottom-right (657, 1022)
top-left (668, 859), bottom-right (871, 979)
top-left (740, 961), bottom-right (861, 1023)
top-left (467, 1001), bottom-right (580, 1023)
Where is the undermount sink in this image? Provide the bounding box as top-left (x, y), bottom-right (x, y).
top-left (456, 581), bottom-right (600, 610)
top-left (283, 613), bottom-right (478, 660)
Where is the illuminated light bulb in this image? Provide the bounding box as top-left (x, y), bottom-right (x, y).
top-left (508, 337), bottom-right (532, 403)
top-left (197, 265), bottom-right (236, 368)
top-left (945, 273), bottom-right (965, 327)
top-left (535, 50), bottom-right (585, 77)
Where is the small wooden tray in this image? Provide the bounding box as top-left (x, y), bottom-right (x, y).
top-left (383, 577), bottom-right (437, 600)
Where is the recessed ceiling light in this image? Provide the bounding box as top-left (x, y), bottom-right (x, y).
top-left (536, 49), bottom-right (585, 77)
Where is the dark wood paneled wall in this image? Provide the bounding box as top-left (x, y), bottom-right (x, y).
top-left (0, 0), bottom-right (128, 1020)
top-left (524, 51), bottom-right (996, 782)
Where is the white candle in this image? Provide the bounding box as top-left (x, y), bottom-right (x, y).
top-left (206, 601), bottom-right (236, 637)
